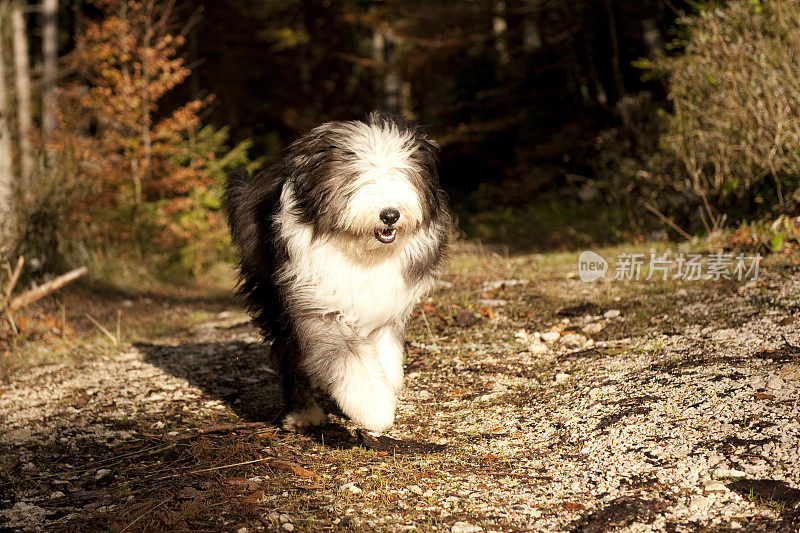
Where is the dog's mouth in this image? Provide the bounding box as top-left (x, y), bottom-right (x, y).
top-left (374, 227), bottom-right (397, 244)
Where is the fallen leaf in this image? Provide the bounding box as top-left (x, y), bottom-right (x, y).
top-left (294, 483), bottom-right (323, 490)
top-left (269, 459), bottom-right (321, 480)
top-left (242, 490), bottom-right (264, 503)
top-left (479, 306), bottom-right (496, 320)
top-left (479, 454), bottom-right (499, 465)
top-left (564, 502), bottom-right (585, 511)
top-left (422, 303), bottom-right (436, 314)
top-left (779, 316), bottom-right (796, 326)
top-left (223, 477), bottom-right (259, 491)
top-left (754, 392), bottom-right (775, 400)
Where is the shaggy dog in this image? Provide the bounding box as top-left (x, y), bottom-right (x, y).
top-left (225, 112), bottom-right (450, 432)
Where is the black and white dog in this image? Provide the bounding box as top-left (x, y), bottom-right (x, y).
top-left (225, 112), bottom-right (450, 432)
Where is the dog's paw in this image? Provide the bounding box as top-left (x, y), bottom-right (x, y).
top-left (339, 385), bottom-right (397, 433)
top-left (282, 404), bottom-right (327, 432)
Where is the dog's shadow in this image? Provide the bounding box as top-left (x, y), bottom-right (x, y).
top-left (137, 338), bottom-right (361, 449)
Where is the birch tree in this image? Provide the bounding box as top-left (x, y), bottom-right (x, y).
top-left (0, 5), bottom-right (16, 249)
top-left (42, 0), bottom-right (58, 140)
top-left (11, 1), bottom-right (32, 192)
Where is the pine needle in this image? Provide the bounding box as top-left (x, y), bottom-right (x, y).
top-left (85, 313), bottom-right (118, 346)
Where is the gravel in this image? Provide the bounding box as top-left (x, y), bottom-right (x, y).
top-left (1, 256), bottom-right (799, 531)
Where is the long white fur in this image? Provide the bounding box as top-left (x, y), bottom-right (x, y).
top-left (273, 122), bottom-right (441, 432)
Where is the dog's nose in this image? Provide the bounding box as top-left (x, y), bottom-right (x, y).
top-left (379, 208), bottom-right (400, 225)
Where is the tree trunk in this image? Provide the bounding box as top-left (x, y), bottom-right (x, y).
top-left (41, 0), bottom-right (58, 140)
top-left (11, 1), bottom-right (33, 195)
top-left (641, 18), bottom-right (663, 58)
top-left (371, 9), bottom-right (400, 114)
top-left (605, 0), bottom-right (625, 100)
top-left (521, 4), bottom-right (541, 53)
top-left (141, 0), bottom-right (153, 200)
top-left (492, 0), bottom-right (509, 69)
top-left (0, 6), bottom-right (16, 250)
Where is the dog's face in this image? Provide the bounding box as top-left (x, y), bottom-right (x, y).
top-left (285, 113), bottom-right (443, 247)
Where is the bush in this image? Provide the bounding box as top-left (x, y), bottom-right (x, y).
top-left (654, 0), bottom-right (800, 218)
top-left (29, 0), bottom-right (262, 280)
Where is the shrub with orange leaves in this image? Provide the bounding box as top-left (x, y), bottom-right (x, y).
top-left (48, 0), bottom-right (259, 276)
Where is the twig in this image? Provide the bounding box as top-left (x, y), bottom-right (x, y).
top-left (7, 266), bottom-right (88, 314)
top-left (187, 456), bottom-right (274, 475)
top-left (419, 305), bottom-right (439, 350)
top-left (85, 313), bottom-right (118, 346)
top-left (198, 422), bottom-right (266, 434)
top-left (61, 303), bottom-right (66, 340)
top-left (5, 311), bottom-right (17, 334)
top-left (120, 497), bottom-right (171, 533)
top-left (4, 256), bottom-right (24, 300)
top-left (116, 309), bottom-right (122, 345)
top-left (643, 202), bottom-right (693, 241)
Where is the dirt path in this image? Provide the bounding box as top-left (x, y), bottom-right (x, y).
top-left (1, 248), bottom-right (799, 531)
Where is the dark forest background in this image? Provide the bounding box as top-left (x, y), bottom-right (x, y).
top-left (174, 0), bottom-right (677, 247)
top-left (1, 0), bottom-right (799, 280)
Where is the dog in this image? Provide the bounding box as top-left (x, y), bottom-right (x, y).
top-left (225, 112), bottom-right (450, 432)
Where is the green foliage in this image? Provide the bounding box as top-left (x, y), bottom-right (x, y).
top-left (146, 125), bottom-right (263, 277)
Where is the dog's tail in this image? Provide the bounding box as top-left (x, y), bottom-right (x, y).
top-left (224, 168), bottom-right (251, 245)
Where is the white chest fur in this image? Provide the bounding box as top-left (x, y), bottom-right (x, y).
top-left (276, 187), bottom-right (419, 336)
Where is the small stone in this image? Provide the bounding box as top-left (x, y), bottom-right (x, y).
top-left (282, 524), bottom-right (295, 532)
top-left (603, 309), bottom-right (621, 319)
top-left (541, 331), bottom-right (560, 343)
top-left (408, 484), bottom-right (423, 495)
top-left (714, 465), bottom-right (745, 478)
top-left (689, 495), bottom-right (711, 511)
top-left (340, 482), bottom-right (362, 494)
top-left (4, 502), bottom-right (46, 527)
top-left (236, 528), bottom-right (248, 533)
top-left (21, 462), bottom-right (36, 472)
top-left (95, 468), bottom-right (112, 481)
top-left (49, 491), bottom-right (65, 499)
top-left (766, 376), bottom-right (785, 390)
top-left (528, 341), bottom-right (549, 354)
top-left (559, 332), bottom-right (585, 346)
top-left (451, 522), bottom-right (482, 533)
top-left (279, 514), bottom-right (290, 523)
top-left (555, 373), bottom-right (570, 383)
top-left (179, 486), bottom-right (198, 499)
top-left (582, 323), bottom-right (603, 334)
top-left (704, 481), bottom-right (728, 493)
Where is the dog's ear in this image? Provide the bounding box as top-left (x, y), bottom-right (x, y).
top-left (286, 125), bottom-right (335, 187)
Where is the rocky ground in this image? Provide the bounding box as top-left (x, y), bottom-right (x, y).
top-left (1, 245), bottom-right (799, 532)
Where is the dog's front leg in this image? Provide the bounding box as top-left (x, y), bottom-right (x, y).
top-left (372, 325), bottom-right (405, 394)
top-left (295, 316), bottom-right (397, 433)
